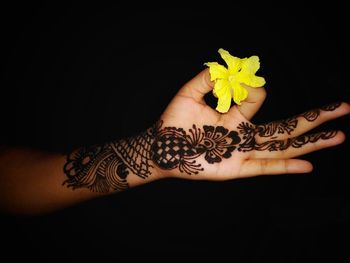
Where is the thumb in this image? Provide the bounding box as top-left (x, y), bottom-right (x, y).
top-left (230, 83), bottom-right (267, 120)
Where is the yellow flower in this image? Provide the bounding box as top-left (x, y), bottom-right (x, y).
top-left (204, 48), bottom-right (266, 113)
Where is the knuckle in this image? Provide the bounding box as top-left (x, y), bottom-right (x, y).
top-left (260, 159), bottom-right (268, 174)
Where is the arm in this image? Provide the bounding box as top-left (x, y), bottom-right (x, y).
top-left (0, 130), bottom-right (162, 215)
top-left (1, 69), bottom-right (349, 215)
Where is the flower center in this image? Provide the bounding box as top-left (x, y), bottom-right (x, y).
top-left (202, 138), bottom-right (215, 150)
top-left (228, 75), bottom-right (236, 82)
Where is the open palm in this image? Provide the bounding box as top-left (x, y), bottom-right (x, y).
top-left (154, 69), bottom-right (350, 180)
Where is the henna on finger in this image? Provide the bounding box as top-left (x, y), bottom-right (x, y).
top-left (256, 102), bottom-right (341, 138)
top-left (237, 121), bottom-right (337, 152)
top-left (63, 112), bottom-right (339, 193)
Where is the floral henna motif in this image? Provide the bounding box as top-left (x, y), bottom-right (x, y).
top-left (63, 102), bottom-right (341, 193)
top-left (199, 126), bottom-right (241, 163)
top-left (151, 123), bottom-right (241, 174)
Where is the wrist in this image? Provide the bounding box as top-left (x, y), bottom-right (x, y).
top-left (63, 122), bottom-right (166, 194)
top-left (111, 121), bottom-right (170, 183)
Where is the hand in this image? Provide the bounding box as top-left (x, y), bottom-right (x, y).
top-left (153, 69), bottom-right (350, 180)
top-left (1, 68), bottom-right (348, 214)
top-left (59, 68), bottom-right (350, 195)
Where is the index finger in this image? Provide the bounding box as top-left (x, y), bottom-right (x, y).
top-left (177, 68), bottom-right (214, 104)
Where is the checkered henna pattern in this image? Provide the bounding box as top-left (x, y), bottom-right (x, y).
top-left (151, 123), bottom-right (241, 174)
top-left (63, 102), bottom-right (340, 193)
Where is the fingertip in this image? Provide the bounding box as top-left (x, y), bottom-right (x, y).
top-left (240, 83), bottom-right (267, 103)
top-left (336, 102), bottom-right (350, 116)
top-left (342, 101), bottom-right (350, 113)
top-left (203, 67), bottom-right (214, 88)
top-left (327, 130), bottom-right (346, 146)
top-left (235, 84), bottom-right (267, 120)
top-left (315, 130), bottom-right (346, 149)
top-left (288, 160), bottom-right (313, 174)
top-left (336, 130), bottom-right (346, 144)
top-left (303, 161), bottom-right (314, 173)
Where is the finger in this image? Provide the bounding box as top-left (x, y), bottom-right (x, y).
top-left (177, 68), bottom-right (214, 104)
top-left (252, 130), bottom-right (345, 159)
top-left (238, 159), bottom-right (313, 178)
top-left (256, 102), bottom-right (350, 143)
top-left (229, 83), bottom-right (266, 120)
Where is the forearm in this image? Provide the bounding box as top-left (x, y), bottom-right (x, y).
top-left (0, 125), bottom-right (162, 215)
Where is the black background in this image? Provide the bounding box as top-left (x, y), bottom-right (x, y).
top-left (1, 2), bottom-right (349, 261)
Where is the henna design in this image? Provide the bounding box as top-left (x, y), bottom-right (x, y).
top-left (237, 122), bottom-right (338, 152)
top-left (256, 102), bottom-right (341, 137)
top-left (63, 103), bottom-right (340, 192)
top-left (112, 126), bottom-right (156, 179)
top-left (63, 124), bottom-right (158, 192)
top-left (256, 117), bottom-right (298, 137)
top-left (320, 102), bottom-right (342, 111)
top-left (63, 144), bottom-right (129, 192)
top-left (63, 122), bottom-right (242, 192)
top-left (151, 123), bottom-right (241, 174)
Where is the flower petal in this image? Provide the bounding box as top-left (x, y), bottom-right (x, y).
top-left (213, 79), bottom-right (230, 97)
top-left (241, 55), bottom-right (260, 74)
top-left (218, 48), bottom-right (241, 74)
top-left (231, 82), bottom-right (248, 105)
top-left (204, 62), bottom-right (229, 81)
top-left (237, 73), bottom-right (266, 87)
top-left (216, 92), bottom-right (232, 113)
top-left (213, 79), bottom-right (231, 113)
top-left (237, 55), bottom-right (266, 87)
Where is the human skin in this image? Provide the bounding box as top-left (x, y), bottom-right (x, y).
top-left (0, 69), bottom-right (349, 215)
